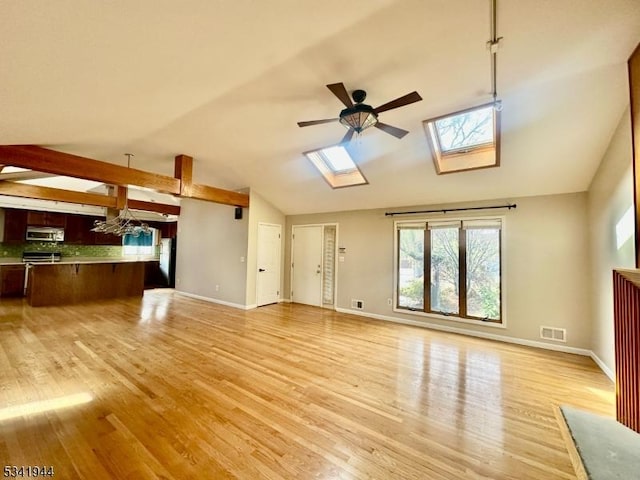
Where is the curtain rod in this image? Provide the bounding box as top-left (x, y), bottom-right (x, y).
top-left (385, 204), bottom-right (516, 217)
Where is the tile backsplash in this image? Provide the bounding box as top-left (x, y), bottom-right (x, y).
top-left (0, 243), bottom-right (144, 258)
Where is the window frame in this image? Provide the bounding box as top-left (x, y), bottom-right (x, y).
top-left (393, 215), bottom-right (506, 328)
top-left (303, 144), bottom-right (369, 189)
top-left (423, 103), bottom-right (501, 175)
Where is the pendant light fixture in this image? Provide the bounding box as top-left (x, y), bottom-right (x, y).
top-left (91, 154), bottom-right (151, 237)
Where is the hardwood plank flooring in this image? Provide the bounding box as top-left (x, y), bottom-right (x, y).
top-left (0, 290), bottom-right (614, 479)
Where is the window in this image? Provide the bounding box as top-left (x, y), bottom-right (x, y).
top-left (396, 218), bottom-right (502, 323)
top-left (123, 228), bottom-right (157, 256)
top-left (423, 103), bottom-right (501, 175)
top-left (304, 145), bottom-right (368, 188)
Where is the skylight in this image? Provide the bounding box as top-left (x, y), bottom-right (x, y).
top-left (423, 103), bottom-right (501, 174)
top-left (322, 146), bottom-right (357, 173)
top-left (304, 145), bottom-right (368, 189)
top-left (434, 105), bottom-right (494, 153)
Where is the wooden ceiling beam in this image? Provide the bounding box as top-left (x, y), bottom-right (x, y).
top-left (0, 181), bottom-right (116, 208)
top-left (0, 146), bottom-right (249, 208)
top-left (128, 199), bottom-right (181, 216)
top-left (0, 145), bottom-right (181, 195)
top-left (0, 181), bottom-right (180, 215)
top-left (0, 170), bottom-right (59, 181)
top-left (174, 154), bottom-right (249, 207)
top-left (188, 183), bottom-right (249, 208)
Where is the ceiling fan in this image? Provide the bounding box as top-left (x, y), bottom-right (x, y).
top-left (297, 82), bottom-right (422, 144)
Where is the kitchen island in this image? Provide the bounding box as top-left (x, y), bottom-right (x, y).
top-left (26, 259), bottom-right (149, 307)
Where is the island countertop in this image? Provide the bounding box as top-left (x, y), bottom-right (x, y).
top-left (0, 256), bottom-right (160, 266)
top-left (27, 260), bottom-right (149, 306)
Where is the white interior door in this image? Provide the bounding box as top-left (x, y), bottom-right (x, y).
top-left (257, 223), bottom-right (282, 306)
top-left (292, 225), bottom-right (323, 306)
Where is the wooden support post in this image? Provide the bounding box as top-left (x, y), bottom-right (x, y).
top-left (174, 154), bottom-right (193, 196)
top-left (116, 185), bottom-right (127, 210)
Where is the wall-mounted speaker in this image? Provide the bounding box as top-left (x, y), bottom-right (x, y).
top-left (234, 207), bottom-right (243, 220)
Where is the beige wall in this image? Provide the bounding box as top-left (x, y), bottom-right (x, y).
top-left (285, 192), bottom-right (591, 350)
top-left (587, 108), bottom-right (635, 375)
top-left (245, 190), bottom-right (286, 306)
top-left (175, 197), bottom-right (249, 306)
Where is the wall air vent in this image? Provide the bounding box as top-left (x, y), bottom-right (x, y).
top-left (351, 299), bottom-right (364, 310)
top-left (540, 326), bottom-right (567, 342)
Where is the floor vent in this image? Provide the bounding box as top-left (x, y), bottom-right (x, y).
top-left (351, 299), bottom-right (364, 310)
top-left (540, 326), bottom-right (566, 342)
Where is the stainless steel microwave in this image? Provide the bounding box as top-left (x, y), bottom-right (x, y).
top-left (25, 226), bottom-right (65, 242)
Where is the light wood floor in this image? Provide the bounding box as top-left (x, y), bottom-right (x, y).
top-left (0, 290), bottom-right (614, 479)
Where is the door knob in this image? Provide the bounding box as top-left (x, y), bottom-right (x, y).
top-left (259, 268), bottom-right (266, 272)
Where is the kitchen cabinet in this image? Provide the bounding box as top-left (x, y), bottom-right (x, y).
top-left (3, 209), bottom-right (28, 244)
top-left (65, 214), bottom-right (96, 244)
top-left (27, 261), bottom-right (144, 306)
top-left (26, 211), bottom-right (66, 227)
top-left (0, 265), bottom-right (25, 297)
top-left (51, 213), bottom-right (120, 246)
top-left (144, 261), bottom-right (167, 288)
top-left (90, 216), bottom-right (122, 245)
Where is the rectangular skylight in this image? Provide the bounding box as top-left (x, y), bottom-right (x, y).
top-left (434, 105), bottom-right (494, 153)
top-left (322, 145), bottom-right (357, 173)
top-left (423, 102), bottom-right (501, 175)
top-left (304, 145), bottom-right (368, 189)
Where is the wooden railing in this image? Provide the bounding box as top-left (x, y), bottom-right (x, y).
top-left (613, 269), bottom-right (640, 433)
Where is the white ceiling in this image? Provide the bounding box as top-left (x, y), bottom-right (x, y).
top-left (1, 0), bottom-right (638, 215)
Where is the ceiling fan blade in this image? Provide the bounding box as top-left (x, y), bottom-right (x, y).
top-left (326, 83), bottom-right (354, 108)
top-left (297, 118), bottom-right (339, 127)
top-left (374, 91), bottom-right (422, 114)
top-left (341, 128), bottom-right (355, 144)
top-left (375, 122), bottom-right (409, 139)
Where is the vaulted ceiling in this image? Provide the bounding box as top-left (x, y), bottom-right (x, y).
top-left (1, 0), bottom-right (639, 215)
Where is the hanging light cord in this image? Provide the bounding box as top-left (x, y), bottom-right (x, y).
top-left (488, 0), bottom-right (503, 106)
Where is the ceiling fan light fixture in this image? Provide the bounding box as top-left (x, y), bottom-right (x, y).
top-left (339, 105), bottom-right (378, 133)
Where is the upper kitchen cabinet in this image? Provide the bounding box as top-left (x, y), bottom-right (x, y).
top-left (89, 216), bottom-right (122, 246)
top-left (3, 209), bottom-right (28, 244)
top-left (64, 214), bottom-right (94, 244)
top-left (26, 211), bottom-right (66, 228)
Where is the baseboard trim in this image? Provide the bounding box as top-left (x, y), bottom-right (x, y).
top-left (589, 351), bottom-right (615, 382)
top-left (176, 291), bottom-right (252, 310)
top-left (279, 298), bottom-right (291, 303)
top-left (336, 307), bottom-right (592, 357)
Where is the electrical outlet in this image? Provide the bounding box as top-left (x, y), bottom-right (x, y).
top-left (387, 298), bottom-right (392, 306)
top-left (215, 284), bottom-right (220, 291)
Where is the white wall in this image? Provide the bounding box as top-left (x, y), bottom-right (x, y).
top-left (245, 190), bottom-right (286, 306)
top-left (175, 197), bottom-right (249, 307)
top-left (285, 192), bottom-right (591, 350)
top-left (587, 108), bottom-right (635, 374)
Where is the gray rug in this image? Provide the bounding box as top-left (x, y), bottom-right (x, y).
top-left (560, 406), bottom-right (640, 479)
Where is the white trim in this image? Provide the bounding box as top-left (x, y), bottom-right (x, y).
top-left (291, 223), bottom-right (339, 309)
top-left (176, 291), bottom-right (254, 310)
top-left (392, 307), bottom-right (506, 329)
top-left (256, 222), bottom-right (282, 307)
top-left (590, 351), bottom-right (615, 382)
top-left (279, 298), bottom-right (291, 303)
top-left (336, 307), bottom-right (592, 356)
